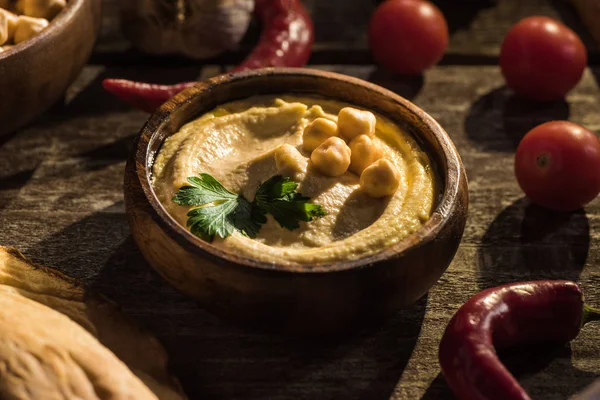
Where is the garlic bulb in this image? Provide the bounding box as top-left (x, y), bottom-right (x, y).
top-left (120, 0), bottom-right (254, 59)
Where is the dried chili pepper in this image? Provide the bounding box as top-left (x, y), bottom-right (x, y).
top-left (101, 81), bottom-right (198, 114)
top-left (102, 0), bottom-right (314, 113)
top-left (439, 280), bottom-right (600, 400)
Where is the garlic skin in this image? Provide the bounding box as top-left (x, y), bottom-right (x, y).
top-left (120, 0), bottom-right (254, 59)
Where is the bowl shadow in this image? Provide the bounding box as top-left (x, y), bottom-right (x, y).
top-left (464, 86), bottom-right (570, 152)
top-left (22, 206), bottom-right (429, 399)
top-left (22, 203), bottom-right (130, 283)
top-left (477, 197), bottom-right (589, 290)
top-left (92, 237), bottom-right (429, 400)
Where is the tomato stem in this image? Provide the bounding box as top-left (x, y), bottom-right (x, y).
top-left (536, 153), bottom-right (551, 169)
top-left (582, 304), bottom-right (600, 327)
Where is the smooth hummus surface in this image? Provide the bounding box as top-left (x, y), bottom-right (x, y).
top-left (152, 95), bottom-right (436, 264)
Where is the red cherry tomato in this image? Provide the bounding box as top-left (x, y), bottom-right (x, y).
top-left (500, 16), bottom-right (587, 102)
top-left (368, 0), bottom-right (448, 75)
top-left (515, 121), bottom-right (600, 211)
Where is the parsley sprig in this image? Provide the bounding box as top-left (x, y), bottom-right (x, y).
top-left (172, 173), bottom-right (326, 242)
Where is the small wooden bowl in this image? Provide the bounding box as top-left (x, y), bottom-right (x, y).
top-left (0, 0), bottom-right (102, 137)
top-left (124, 68), bottom-right (469, 335)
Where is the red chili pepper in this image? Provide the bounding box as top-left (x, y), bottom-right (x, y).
top-left (102, 0), bottom-right (314, 113)
top-left (439, 280), bottom-right (600, 400)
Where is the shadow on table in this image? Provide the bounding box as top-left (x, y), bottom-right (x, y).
top-left (40, 66), bottom-right (204, 124)
top-left (550, 0), bottom-right (599, 52)
top-left (75, 133), bottom-right (137, 172)
top-left (591, 67), bottom-right (600, 88)
top-left (0, 167), bottom-right (38, 212)
top-left (0, 168), bottom-right (37, 191)
top-left (499, 344), bottom-right (597, 399)
top-left (421, 344), bottom-right (596, 400)
top-left (23, 202), bottom-right (130, 283)
top-left (92, 236), bottom-right (428, 400)
top-left (464, 86), bottom-right (570, 152)
top-left (477, 197), bottom-right (589, 290)
top-left (421, 373), bottom-right (454, 400)
top-left (28, 204), bottom-right (426, 400)
top-left (432, 0), bottom-right (498, 34)
top-left (369, 0), bottom-right (497, 34)
top-left (0, 128), bottom-right (22, 149)
top-left (472, 198), bottom-right (592, 398)
top-left (368, 68), bottom-right (424, 101)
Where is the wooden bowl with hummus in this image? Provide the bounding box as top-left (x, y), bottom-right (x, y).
top-left (124, 68), bottom-right (468, 335)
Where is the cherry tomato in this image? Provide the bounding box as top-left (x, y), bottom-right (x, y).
top-left (500, 16), bottom-right (587, 102)
top-left (368, 0), bottom-right (448, 75)
top-left (515, 121), bottom-right (600, 211)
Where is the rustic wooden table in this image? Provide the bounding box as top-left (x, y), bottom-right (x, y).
top-left (2, 0), bottom-right (600, 399)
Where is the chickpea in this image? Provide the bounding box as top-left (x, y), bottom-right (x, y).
top-left (338, 107), bottom-right (376, 141)
top-left (302, 117), bottom-right (338, 152)
top-left (275, 144), bottom-right (307, 178)
top-left (311, 137), bottom-right (351, 177)
top-left (24, 0), bottom-right (66, 20)
top-left (0, 11), bottom-right (8, 46)
top-left (13, 15), bottom-right (48, 44)
top-left (349, 134), bottom-right (383, 175)
top-left (360, 158), bottom-right (401, 198)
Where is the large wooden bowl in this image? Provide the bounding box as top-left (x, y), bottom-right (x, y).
top-left (0, 0), bottom-right (102, 137)
top-left (124, 68), bottom-right (469, 335)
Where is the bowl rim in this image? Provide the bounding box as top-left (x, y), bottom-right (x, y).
top-left (133, 67), bottom-right (466, 274)
top-left (0, 0), bottom-right (83, 59)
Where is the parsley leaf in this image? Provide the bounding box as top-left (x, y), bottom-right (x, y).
top-left (173, 174), bottom-right (260, 241)
top-left (254, 175), bottom-right (327, 230)
top-left (173, 174), bottom-right (237, 206)
top-left (255, 175), bottom-right (299, 200)
top-left (172, 173), bottom-right (326, 241)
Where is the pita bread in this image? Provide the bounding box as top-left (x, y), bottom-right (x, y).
top-left (0, 246), bottom-right (187, 400)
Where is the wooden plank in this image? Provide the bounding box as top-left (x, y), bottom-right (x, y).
top-left (1, 63), bottom-right (600, 399)
top-left (94, 0), bottom-right (599, 63)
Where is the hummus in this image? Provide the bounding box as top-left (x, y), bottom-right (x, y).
top-left (152, 96), bottom-right (436, 264)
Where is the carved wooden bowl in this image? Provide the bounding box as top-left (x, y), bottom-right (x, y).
top-left (124, 68), bottom-right (468, 335)
top-left (0, 0), bottom-right (102, 137)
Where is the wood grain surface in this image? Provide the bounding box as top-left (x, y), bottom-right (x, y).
top-left (1, 0), bottom-right (600, 399)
